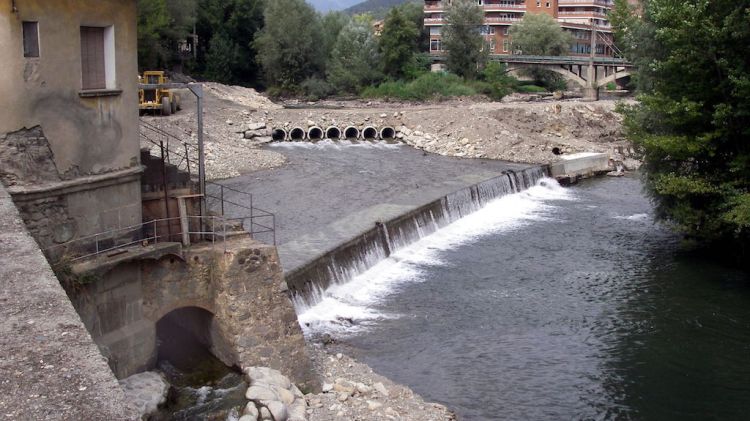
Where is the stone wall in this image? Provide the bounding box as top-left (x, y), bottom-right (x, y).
top-left (70, 236), bottom-right (318, 392)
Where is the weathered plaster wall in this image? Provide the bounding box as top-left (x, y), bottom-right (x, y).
top-left (0, 0), bottom-right (140, 177)
top-left (0, 0), bottom-right (143, 251)
top-left (71, 237), bottom-right (319, 391)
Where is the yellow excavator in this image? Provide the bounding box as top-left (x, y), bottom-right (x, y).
top-left (139, 71), bottom-right (181, 116)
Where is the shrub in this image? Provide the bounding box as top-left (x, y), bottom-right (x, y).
top-left (516, 84), bottom-right (548, 93)
top-left (361, 72), bottom-right (476, 101)
top-left (300, 77), bottom-right (335, 101)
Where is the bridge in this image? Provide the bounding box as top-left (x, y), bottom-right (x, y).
top-left (433, 54), bottom-right (634, 101)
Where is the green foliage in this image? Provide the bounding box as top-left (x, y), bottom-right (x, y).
top-left (481, 62), bottom-right (518, 100)
top-left (345, 0), bottom-right (420, 19)
top-left (378, 4), bottom-right (423, 79)
top-left (300, 77), bottom-right (335, 101)
top-left (516, 84), bottom-right (547, 93)
top-left (606, 82), bottom-right (617, 91)
top-left (509, 12), bottom-right (573, 55)
top-left (321, 12), bottom-right (351, 60)
top-left (327, 19), bottom-right (383, 93)
top-left (254, 0), bottom-right (325, 90)
top-left (442, 0), bottom-right (487, 80)
top-left (361, 72), bottom-right (477, 100)
top-left (615, 0), bottom-right (750, 256)
top-left (195, 0), bottom-right (265, 85)
top-left (137, 0), bottom-right (197, 70)
top-left (402, 52), bottom-right (433, 80)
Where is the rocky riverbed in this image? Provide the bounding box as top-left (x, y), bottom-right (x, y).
top-left (141, 82), bottom-right (638, 181)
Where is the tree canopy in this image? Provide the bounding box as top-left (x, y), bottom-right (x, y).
top-left (614, 0), bottom-right (750, 258)
top-left (442, 0), bottom-right (487, 79)
top-left (253, 0), bottom-right (325, 90)
top-left (509, 12), bottom-right (573, 56)
top-left (327, 17), bottom-right (382, 93)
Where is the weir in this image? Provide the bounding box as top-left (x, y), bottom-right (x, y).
top-left (286, 166), bottom-right (548, 307)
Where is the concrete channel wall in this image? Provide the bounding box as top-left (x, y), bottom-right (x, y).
top-left (0, 184), bottom-right (139, 420)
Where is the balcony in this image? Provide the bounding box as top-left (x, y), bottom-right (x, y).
top-left (558, 0), bottom-right (613, 7)
top-left (558, 10), bottom-right (609, 18)
top-left (425, 2), bottom-right (526, 12)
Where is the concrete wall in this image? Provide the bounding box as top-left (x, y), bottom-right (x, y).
top-left (0, 0), bottom-right (142, 250)
top-left (0, 183), bottom-right (139, 420)
top-left (70, 237), bottom-right (319, 392)
top-left (549, 152), bottom-right (611, 180)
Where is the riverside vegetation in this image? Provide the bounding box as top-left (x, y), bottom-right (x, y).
top-left (137, 0), bottom-right (572, 101)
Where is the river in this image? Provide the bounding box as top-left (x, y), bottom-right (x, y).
top-left (297, 175), bottom-right (750, 420)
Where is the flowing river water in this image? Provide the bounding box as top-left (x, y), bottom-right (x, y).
top-left (297, 175), bottom-right (750, 420)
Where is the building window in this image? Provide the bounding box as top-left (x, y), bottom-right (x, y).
top-left (430, 26), bottom-right (441, 35)
top-left (430, 39), bottom-right (443, 51)
top-left (80, 26), bottom-right (116, 91)
top-left (546, 2), bottom-right (551, 7)
top-left (503, 39), bottom-right (510, 52)
top-left (489, 40), bottom-right (496, 52)
top-left (536, 1), bottom-right (541, 6)
top-left (480, 25), bottom-right (495, 35)
top-left (22, 22), bottom-right (40, 58)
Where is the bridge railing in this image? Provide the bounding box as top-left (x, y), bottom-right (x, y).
top-left (43, 215), bottom-right (246, 263)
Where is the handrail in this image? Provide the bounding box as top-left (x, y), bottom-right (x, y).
top-left (43, 215), bottom-right (240, 263)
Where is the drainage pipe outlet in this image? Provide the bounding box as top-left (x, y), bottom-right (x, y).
top-left (308, 126), bottom-right (324, 141)
top-left (344, 126), bottom-right (360, 140)
top-left (362, 126), bottom-right (378, 140)
top-left (325, 126), bottom-right (341, 140)
top-left (289, 127), bottom-right (306, 141)
top-left (272, 128), bottom-right (287, 141)
top-left (380, 126), bottom-right (396, 140)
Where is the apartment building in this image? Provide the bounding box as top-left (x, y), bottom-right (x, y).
top-left (424, 0), bottom-right (621, 57)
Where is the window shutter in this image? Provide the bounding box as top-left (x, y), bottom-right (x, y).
top-left (22, 22), bottom-right (40, 58)
top-left (80, 27), bottom-right (105, 90)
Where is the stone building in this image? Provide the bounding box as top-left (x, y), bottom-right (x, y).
top-left (0, 0), bottom-right (142, 250)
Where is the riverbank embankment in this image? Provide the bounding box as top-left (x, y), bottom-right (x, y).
top-left (142, 83), bottom-right (637, 181)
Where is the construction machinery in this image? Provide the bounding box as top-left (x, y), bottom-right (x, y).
top-left (139, 71), bottom-right (181, 116)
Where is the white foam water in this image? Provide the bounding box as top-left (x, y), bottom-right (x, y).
top-left (269, 139), bottom-right (402, 150)
top-left (296, 178), bottom-right (575, 336)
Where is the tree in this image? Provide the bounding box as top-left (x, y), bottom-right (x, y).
top-left (327, 17), bottom-right (382, 93)
top-left (615, 0), bottom-right (750, 259)
top-left (195, 0), bottom-right (265, 86)
top-left (254, 0), bottom-right (325, 90)
top-left (379, 6), bottom-right (420, 79)
top-left (442, 0), bottom-right (487, 79)
top-left (509, 12), bottom-right (573, 56)
top-left (137, 0), bottom-right (197, 70)
top-left (321, 12), bottom-right (350, 61)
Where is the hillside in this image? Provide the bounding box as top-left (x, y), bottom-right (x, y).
top-left (345, 0), bottom-right (416, 16)
top-left (308, 0), bottom-right (361, 12)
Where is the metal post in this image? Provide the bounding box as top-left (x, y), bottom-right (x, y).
top-left (154, 220), bottom-right (158, 244)
top-left (220, 185), bottom-right (225, 216)
top-left (160, 141), bottom-right (172, 241)
top-left (184, 143), bottom-right (191, 176)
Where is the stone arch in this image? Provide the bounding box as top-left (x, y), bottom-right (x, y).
top-left (596, 70), bottom-right (632, 88)
top-left (506, 64), bottom-right (588, 89)
top-left (155, 305), bottom-right (238, 368)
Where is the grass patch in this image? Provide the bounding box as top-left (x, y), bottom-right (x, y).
top-left (516, 84), bottom-right (548, 93)
top-left (361, 72), bottom-right (476, 101)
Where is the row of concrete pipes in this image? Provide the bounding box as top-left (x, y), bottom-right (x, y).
top-left (271, 126), bottom-right (397, 142)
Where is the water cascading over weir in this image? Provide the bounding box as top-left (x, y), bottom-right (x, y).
top-left (286, 166), bottom-right (548, 308)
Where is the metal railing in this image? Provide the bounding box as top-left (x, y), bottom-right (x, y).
top-left (139, 119), bottom-right (277, 245)
top-left (44, 215), bottom-right (241, 263)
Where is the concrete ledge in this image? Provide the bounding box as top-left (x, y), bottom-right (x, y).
top-left (7, 166), bottom-right (143, 201)
top-left (0, 184), bottom-right (139, 420)
top-left (549, 152), bottom-right (611, 180)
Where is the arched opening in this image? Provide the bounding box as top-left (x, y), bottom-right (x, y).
top-left (325, 126), bottom-right (341, 140)
top-left (308, 126), bottom-right (324, 141)
top-left (153, 307), bottom-right (246, 418)
top-left (362, 126), bottom-right (378, 140)
top-left (380, 126), bottom-right (395, 140)
top-left (272, 128), bottom-right (286, 141)
top-left (344, 126), bottom-right (360, 140)
top-left (289, 127), bottom-right (306, 141)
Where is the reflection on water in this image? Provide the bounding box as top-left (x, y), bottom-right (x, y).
top-left (302, 176), bottom-right (750, 420)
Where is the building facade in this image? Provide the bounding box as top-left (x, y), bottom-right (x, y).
top-left (0, 0), bottom-right (142, 250)
top-left (424, 0), bottom-right (620, 57)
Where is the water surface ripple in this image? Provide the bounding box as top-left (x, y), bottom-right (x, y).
top-left (301, 176), bottom-right (750, 420)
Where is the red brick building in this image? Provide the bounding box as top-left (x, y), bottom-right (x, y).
top-left (424, 0), bottom-right (623, 57)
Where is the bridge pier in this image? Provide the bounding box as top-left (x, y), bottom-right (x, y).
top-left (583, 86), bottom-right (600, 102)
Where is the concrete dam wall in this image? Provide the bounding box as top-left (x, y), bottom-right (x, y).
top-left (285, 166), bottom-right (549, 307)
